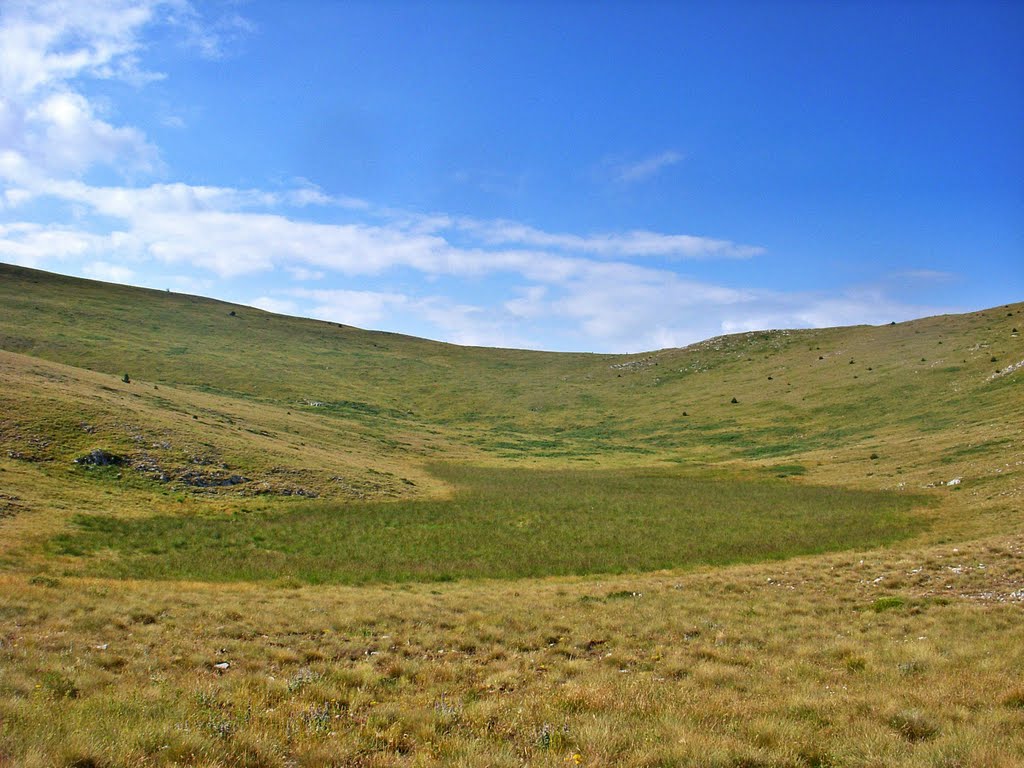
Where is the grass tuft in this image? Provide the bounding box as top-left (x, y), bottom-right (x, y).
top-left (889, 709), bottom-right (940, 742)
top-left (871, 596), bottom-right (906, 612)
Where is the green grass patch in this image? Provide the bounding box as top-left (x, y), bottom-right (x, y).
top-left (940, 439), bottom-right (1014, 463)
top-left (50, 464), bottom-right (929, 585)
top-left (871, 596), bottom-right (906, 612)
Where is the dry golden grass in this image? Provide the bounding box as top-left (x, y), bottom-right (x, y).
top-left (0, 534), bottom-right (1022, 767)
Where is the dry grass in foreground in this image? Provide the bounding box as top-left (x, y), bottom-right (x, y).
top-left (1, 533), bottom-right (1022, 767)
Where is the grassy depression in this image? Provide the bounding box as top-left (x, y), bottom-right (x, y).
top-left (51, 464), bottom-right (929, 584)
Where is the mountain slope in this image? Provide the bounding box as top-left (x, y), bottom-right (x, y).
top-left (1, 262), bottom-right (1020, 508)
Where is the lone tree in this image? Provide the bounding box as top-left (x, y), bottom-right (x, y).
top-left (122, 373), bottom-right (131, 384)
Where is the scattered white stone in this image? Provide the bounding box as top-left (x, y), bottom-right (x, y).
top-left (946, 477), bottom-right (962, 486)
top-left (989, 358), bottom-right (1024, 380)
top-left (213, 662), bottom-right (230, 670)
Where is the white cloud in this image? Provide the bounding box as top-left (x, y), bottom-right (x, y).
top-left (283, 180), bottom-right (369, 210)
top-left (454, 218), bottom-right (762, 260)
top-left (249, 296), bottom-right (299, 317)
top-left (614, 150), bottom-right (683, 183)
top-left (248, 287), bottom-right (539, 349)
top-left (0, 0), bottom-right (248, 180)
top-left (0, 0), bottom-right (163, 97)
top-left (504, 285), bottom-right (548, 319)
top-left (894, 269), bottom-right (957, 283)
top-left (0, 168), bottom-right (946, 351)
top-left (288, 288), bottom-right (410, 328)
top-left (25, 90), bottom-right (160, 174)
top-left (0, 0), bottom-right (169, 177)
top-left (0, 162), bottom-right (945, 352)
top-left (286, 266), bottom-right (326, 282)
top-left (82, 260), bottom-right (135, 283)
top-left (717, 291), bottom-right (950, 336)
top-left (0, 221), bottom-right (104, 266)
top-left (552, 265), bottom-right (751, 351)
top-left (164, 4), bottom-right (256, 61)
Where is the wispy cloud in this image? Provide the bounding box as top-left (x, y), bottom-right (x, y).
top-left (454, 218), bottom-right (763, 260)
top-left (450, 167), bottom-right (529, 198)
top-left (0, 0), bottom-right (163, 97)
top-left (893, 269), bottom-right (957, 283)
top-left (0, 165), bottom-right (945, 351)
top-left (81, 260), bottom-right (136, 283)
top-left (164, 3), bottom-right (255, 60)
top-left (613, 150), bottom-right (683, 183)
top-left (717, 290), bottom-right (949, 336)
top-left (0, 0), bottom-right (249, 179)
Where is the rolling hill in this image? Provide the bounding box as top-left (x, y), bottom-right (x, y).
top-left (0, 261), bottom-right (1022, 767)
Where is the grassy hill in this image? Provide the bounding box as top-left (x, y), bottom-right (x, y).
top-left (0, 262), bottom-right (1022, 767)
top-left (2, 261), bottom-right (1020, 483)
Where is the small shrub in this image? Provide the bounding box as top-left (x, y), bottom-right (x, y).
top-left (121, 373), bottom-right (130, 383)
top-left (606, 590), bottom-right (642, 600)
top-left (41, 670), bottom-right (79, 699)
top-left (770, 464), bottom-right (807, 477)
top-left (730, 397), bottom-right (739, 404)
top-left (889, 709), bottom-right (939, 742)
top-left (62, 755), bottom-right (106, 768)
top-left (871, 596), bottom-right (904, 612)
top-left (95, 654), bottom-right (128, 672)
top-left (898, 660), bottom-right (926, 676)
top-left (845, 656), bottom-right (867, 672)
top-left (1003, 688), bottom-right (1024, 709)
top-left (535, 723), bottom-right (570, 750)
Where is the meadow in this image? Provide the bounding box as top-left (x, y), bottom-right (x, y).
top-left (49, 464), bottom-right (927, 584)
top-left (0, 263), bottom-right (1021, 767)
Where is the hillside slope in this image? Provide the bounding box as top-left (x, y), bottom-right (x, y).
top-left (1, 262), bottom-right (1020, 512)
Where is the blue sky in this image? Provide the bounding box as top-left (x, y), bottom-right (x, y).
top-left (1, 0), bottom-right (1021, 352)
